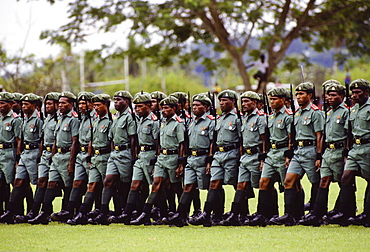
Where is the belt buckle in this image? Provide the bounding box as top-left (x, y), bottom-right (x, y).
top-left (25, 144), bottom-right (30, 150)
top-left (141, 146), bottom-right (145, 151)
top-left (58, 148), bottom-right (62, 153)
top-left (192, 150), bottom-right (197, 156)
top-left (298, 141), bottom-right (304, 147)
top-left (81, 146), bottom-right (86, 152)
top-left (46, 146), bottom-right (52, 152)
top-left (246, 149), bottom-right (252, 154)
top-left (356, 138), bottom-right (361, 144)
top-left (95, 149), bottom-right (100, 155)
top-left (219, 147), bottom-right (224, 152)
top-left (0, 144), bottom-right (3, 149)
top-left (271, 143), bottom-right (277, 149)
top-left (114, 145), bottom-right (120, 151)
top-left (329, 143), bottom-right (335, 149)
top-left (163, 149), bottom-right (167, 155)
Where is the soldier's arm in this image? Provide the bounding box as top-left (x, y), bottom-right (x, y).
top-left (176, 141), bottom-right (185, 177)
top-left (315, 131), bottom-right (323, 169)
top-left (68, 135), bottom-right (79, 175)
top-left (130, 134), bottom-right (137, 159)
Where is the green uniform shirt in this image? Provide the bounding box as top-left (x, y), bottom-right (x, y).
top-left (241, 108), bottom-right (265, 148)
top-left (268, 105), bottom-right (292, 143)
top-left (92, 113), bottom-right (112, 149)
top-left (215, 108), bottom-right (241, 146)
top-left (22, 110), bottom-right (43, 144)
top-left (325, 102), bottom-right (348, 142)
top-left (55, 110), bottom-right (80, 148)
top-left (42, 115), bottom-right (57, 146)
top-left (110, 107), bottom-right (136, 145)
top-left (159, 115), bottom-right (185, 150)
top-left (0, 110), bottom-right (21, 143)
top-left (347, 97), bottom-right (370, 139)
top-left (294, 102), bottom-right (324, 140)
top-left (137, 112), bottom-right (159, 146)
top-left (79, 111), bottom-right (96, 146)
top-left (188, 113), bottom-right (214, 150)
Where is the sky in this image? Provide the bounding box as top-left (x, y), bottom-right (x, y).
top-left (0, 0), bottom-right (128, 59)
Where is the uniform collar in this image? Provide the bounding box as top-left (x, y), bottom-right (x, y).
top-left (4, 109), bottom-right (14, 118)
top-left (332, 102), bottom-right (346, 111)
top-left (301, 102), bottom-right (313, 111)
top-left (274, 105), bottom-right (286, 115)
top-left (117, 107), bottom-right (130, 117)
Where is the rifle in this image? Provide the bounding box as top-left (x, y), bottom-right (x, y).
top-left (286, 83), bottom-right (297, 159)
top-left (322, 85), bottom-right (327, 150)
top-left (127, 98), bottom-right (138, 160)
top-left (206, 91), bottom-right (217, 164)
top-left (345, 81), bottom-right (353, 150)
top-left (262, 90), bottom-right (271, 152)
top-left (85, 100), bottom-right (93, 143)
top-left (234, 94), bottom-right (243, 149)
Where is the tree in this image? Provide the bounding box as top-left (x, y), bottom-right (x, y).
top-left (41, 0), bottom-right (369, 91)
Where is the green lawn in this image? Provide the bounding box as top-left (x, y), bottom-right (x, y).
top-left (0, 177), bottom-right (369, 251)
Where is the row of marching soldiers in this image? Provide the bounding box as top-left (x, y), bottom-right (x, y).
top-left (1, 78), bottom-right (370, 228)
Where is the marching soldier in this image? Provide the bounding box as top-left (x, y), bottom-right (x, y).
top-left (15, 92), bottom-right (60, 223)
top-left (0, 93), bottom-right (43, 224)
top-left (327, 79), bottom-right (370, 227)
top-left (270, 82), bottom-right (324, 226)
top-left (221, 91), bottom-right (266, 226)
top-left (28, 92), bottom-right (79, 224)
top-left (190, 90), bottom-right (241, 227)
top-left (249, 87), bottom-right (292, 226)
top-left (67, 94), bottom-right (112, 225)
top-left (0, 93), bottom-right (21, 218)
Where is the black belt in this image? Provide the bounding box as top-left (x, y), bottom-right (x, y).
top-left (326, 141), bottom-right (345, 149)
top-left (0, 143), bottom-right (14, 149)
top-left (271, 142), bottom-right (289, 149)
top-left (244, 146), bottom-right (259, 155)
top-left (43, 145), bottom-right (53, 152)
top-left (94, 147), bottom-right (111, 155)
top-left (114, 144), bottom-right (131, 151)
top-left (353, 138), bottom-right (370, 145)
top-left (160, 149), bottom-right (178, 155)
top-left (297, 140), bottom-right (315, 147)
top-left (80, 145), bottom-right (89, 152)
top-left (57, 147), bottom-right (71, 153)
top-left (217, 144), bottom-right (238, 152)
top-left (140, 145), bottom-right (156, 152)
top-left (24, 143), bottom-right (39, 150)
top-left (190, 149), bottom-right (209, 156)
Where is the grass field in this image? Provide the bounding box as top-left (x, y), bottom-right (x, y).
top-left (1, 177), bottom-right (370, 251)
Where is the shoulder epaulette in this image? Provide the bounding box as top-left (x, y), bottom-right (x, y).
top-left (311, 104), bottom-right (319, 111)
top-left (72, 111), bottom-right (78, 118)
top-left (36, 111), bottom-right (41, 118)
top-left (12, 112), bottom-right (19, 118)
top-left (176, 116), bottom-right (184, 123)
top-left (257, 110), bottom-right (265, 116)
top-left (285, 108), bottom-right (293, 115)
top-left (207, 114), bottom-right (215, 120)
top-left (185, 111), bottom-right (191, 118)
top-left (344, 104), bottom-right (349, 109)
top-left (151, 113), bottom-right (158, 121)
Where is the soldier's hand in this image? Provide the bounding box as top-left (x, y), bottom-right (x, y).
top-left (259, 161), bottom-right (264, 171)
top-left (285, 157), bottom-right (290, 168)
top-left (206, 163), bottom-right (211, 174)
top-left (176, 164), bottom-right (184, 177)
top-left (315, 160), bottom-right (321, 172)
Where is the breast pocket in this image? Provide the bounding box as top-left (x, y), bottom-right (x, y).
top-left (141, 126), bottom-right (151, 135)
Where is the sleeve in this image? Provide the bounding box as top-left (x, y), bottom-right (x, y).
top-left (312, 110), bottom-right (324, 133)
top-left (257, 115), bottom-right (266, 135)
top-left (176, 122), bottom-right (185, 143)
top-left (208, 120), bottom-right (215, 142)
top-left (127, 115), bottom-right (137, 136)
top-left (70, 117), bottom-right (80, 137)
top-left (236, 116), bottom-right (242, 138)
top-left (152, 121), bottom-right (160, 141)
top-left (37, 118), bottom-right (44, 140)
top-left (13, 118), bottom-right (22, 139)
top-left (285, 114), bottom-right (293, 135)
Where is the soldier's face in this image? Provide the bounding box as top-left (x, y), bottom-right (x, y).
top-left (0, 101), bottom-right (12, 115)
top-left (151, 99), bottom-right (159, 111)
top-left (241, 98), bottom-right (256, 113)
top-left (270, 96), bottom-right (285, 110)
top-left (58, 97), bottom-right (73, 115)
top-left (219, 97), bottom-right (234, 113)
top-left (161, 105), bottom-right (176, 118)
top-left (12, 101), bottom-right (21, 114)
top-left (78, 100), bottom-right (92, 114)
top-left (45, 100), bottom-right (58, 115)
top-left (94, 102), bottom-right (108, 117)
top-left (114, 97), bottom-right (128, 112)
top-left (296, 91), bottom-right (312, 107)
top-left (192, 101), bottom-right (207, 117)
top-left (22, 101), bottom-right (36, 115)
top-left (351, 88), bottom-right (368, 105)
top-left (327, 91), bottom-right (343, 108)
top-left (135, 103), bottom-right (151, 118)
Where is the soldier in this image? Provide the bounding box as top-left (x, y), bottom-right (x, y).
top-left (0, 93), bottom-right (43, 224)
top-left (299, 81), bottom-right (348, 226)
top-left (15, 92), bottom-right (60, 223)
top-left (130, 96), bottom-right (185, 225)
top-left (249, 87), bottom-right (292, 226)
top-left (0, 93), bottom-right (21, 218)
top-left (150, 91), bottom-right (167, 116)
top-left (190, 90), bottom-right (241, 227)
top-left (90, 91), bottom-right (137, 225)
top-left (28, 92), bottom-right (79, 224)
top-left (270, 82), bottom-right (324, 226)
top-left (12, 93), bottom-right (23, 115)
top-left (326, 79), bottom-right (370, 227)
top-left (50, 91), bottom-right (96, 222)
top-left (221, 91), bottom-right (266, 226)
top-left (164, 94), bottom-right (214, 227)
top-left (110, 92), bottom-right (159, 224)
top-left (67, 94), bottom-right (112, 225)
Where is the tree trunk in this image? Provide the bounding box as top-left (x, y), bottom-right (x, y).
top-left (232, 53), bottom-right (252, 91)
